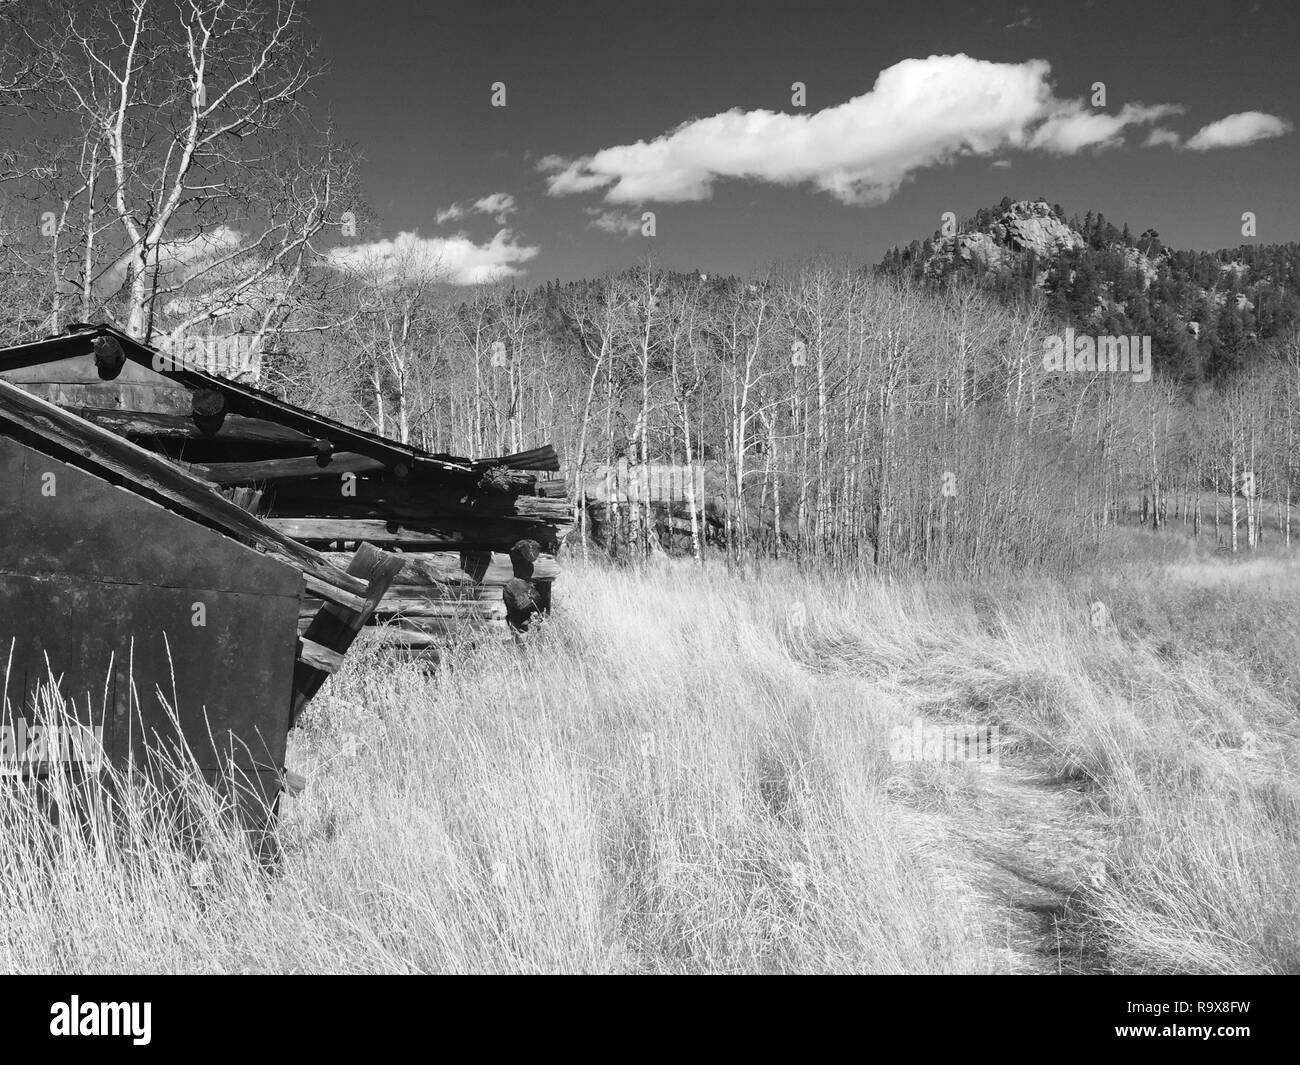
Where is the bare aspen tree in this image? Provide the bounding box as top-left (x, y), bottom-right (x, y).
top-left (14, 0), bottom-right (357, 353)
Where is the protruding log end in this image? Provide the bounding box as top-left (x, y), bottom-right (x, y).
top-left (509, 538), bottom-right (541, 578)
top-left (92, 335), bottom-right (127, 381)
top-left (503, 576), bottom-right (539, 632)
top-left (191, 388), bottom-right (228, 435)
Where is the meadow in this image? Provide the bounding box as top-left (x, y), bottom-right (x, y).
top-left (2, 528), bottom-right (1298, 974)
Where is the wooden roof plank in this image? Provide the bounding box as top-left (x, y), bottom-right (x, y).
top-left (3, 325), bottom-right (473, 472)
top-left (73, 406), bottom-right (319, 447)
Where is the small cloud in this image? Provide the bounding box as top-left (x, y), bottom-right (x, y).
top-left (328, 228), bottom-right (539, 285)
top-left (158, 225), bottom-right (243, 268)
top-left (1003, 6), bottom-right (1037, 31)
top-left (436, 192), bottom-right (519, 226)
top-left (95, 225), bottom-right (243, 298)
top-left (1143, 127), bottom-right (1181, 148)
top-left (1028, 101), bottom-right (1184, 155)
top-left (991, 158), bottom-right (1012, 168)
top-left (1183, 111), bottom-right (1292, 151)
top-left (472, 192), bottom-right (517, 223)
top-left (584, 208), bottom-right (642, 237)
top-left (541, 154), bottom-right (615, 196)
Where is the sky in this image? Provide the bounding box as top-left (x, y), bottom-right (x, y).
top-left (305, 0), bottom-right (1300, 285)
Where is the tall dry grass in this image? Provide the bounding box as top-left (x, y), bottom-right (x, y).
top-left (1, 539), bottom-right (1297, 973)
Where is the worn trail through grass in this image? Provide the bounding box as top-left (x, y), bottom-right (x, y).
top-left (789, 633), bottom-right (1114, 973)
top-left (3, 542), bottom-right (1296, 973)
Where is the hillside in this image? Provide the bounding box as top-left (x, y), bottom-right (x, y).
top-left (879, 198), bottom-right (1300, 381)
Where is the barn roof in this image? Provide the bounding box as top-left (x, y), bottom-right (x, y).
top-left (0, 323), bottom-right (559, 474)
top-left (0, 374), bottom-right (369, 609)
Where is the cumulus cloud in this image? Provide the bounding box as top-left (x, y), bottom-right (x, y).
top-left (584, 208), bottom-right (642, 236)
top-left (94, 225), bottom-right (244, 298)
top-left (1027, 101), bottom-right (1184, 154)
top-left (328, 228), bottom-right (539, 286)
top-left (540, 56), bottom-right (1070, 205)
top-left (1184, 111), bottom-right (1292, 151)
top-left (540, 54), bottom-right (1286, 207)
top-left (435, 191), bottom-right (518, 226)
top-left (538, 153), bottom-right (611, 195)
top-left (472, 192), bottom-right (517, 223)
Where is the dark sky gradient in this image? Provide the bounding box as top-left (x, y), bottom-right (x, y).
top-left (305, 0), bottom-right (1300, 283)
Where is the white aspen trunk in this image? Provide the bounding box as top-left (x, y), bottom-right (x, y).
top-left (1230, 450), bottom-right (1239, 554)
top-left (1242, 431), bottom-right (1253, 553)
top-left (682, 409), bottom-right (702, 563)
top-left (574, 337), bottom-right (608, 564)
top-left (372, 368), bottom-right (385, 438)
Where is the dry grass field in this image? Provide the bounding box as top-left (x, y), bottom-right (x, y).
top-left (3, 530), bottom-right (1298, 974)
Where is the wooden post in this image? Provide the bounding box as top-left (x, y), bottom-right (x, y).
top-left (503, 577), bottom-right (539, 632)
top-left (290, 542), bottom-right (403, 725)
top-left (508, 537), bottom-right (541, 578)
top-left (504, 538), bottom-right (547, 630)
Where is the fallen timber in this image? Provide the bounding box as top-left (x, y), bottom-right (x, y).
top-left (0, 323), bottom-right (574, 652)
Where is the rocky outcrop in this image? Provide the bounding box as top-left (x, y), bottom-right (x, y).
top-left (925, 200), bottom-right (1083, 281)
top-left (999, 200), bottom-right (1085, 258)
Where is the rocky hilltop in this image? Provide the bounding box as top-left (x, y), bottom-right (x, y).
top-left (878, 198), bottom-right (1300, 381)
top-left (915, 199), bottom-right (1167, 288)
top-left (924, 200), bottom-right (1085, 280)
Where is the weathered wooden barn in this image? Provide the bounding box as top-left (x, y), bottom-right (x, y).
top-left (0, 323), bottom-right (573, 650)
top-left (0, 375), bottom-right (401, 825)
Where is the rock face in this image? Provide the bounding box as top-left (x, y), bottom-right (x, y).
top-left (1120, 245), bottom-right (1159, 287)
top-left (953, 231), bottom-right (1011, 272)
top-left (999, 200), bottom-right (1085, 258)
top-left (919, 200), bottom-right (1174, 295)
top-left (926, 200), bottom-right (1084, 281)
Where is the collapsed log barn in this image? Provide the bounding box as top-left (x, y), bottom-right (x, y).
top-left (0, 324), bottom-right (574, 650)
top-left (0, 375), bottom-right (401, 828)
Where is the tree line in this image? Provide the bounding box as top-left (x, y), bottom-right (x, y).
top-left (274, 259), bottom-right (1300, 577)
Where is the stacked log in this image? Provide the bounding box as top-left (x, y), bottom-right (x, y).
top-left (0, 324), bottom-right (573, 656)
top-left (200, 446), bottom-right (571, 650)
top-left (275, 460), bottom-right (571, 649)
top-left (297, 542), bottom-right (560, 640)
